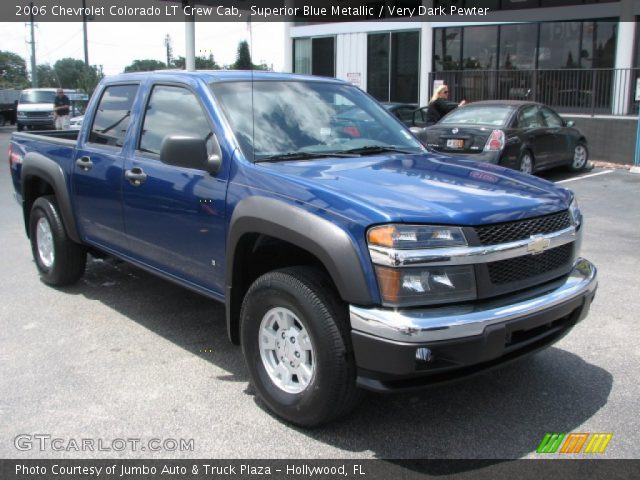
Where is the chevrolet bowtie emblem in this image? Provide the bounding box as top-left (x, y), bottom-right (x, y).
top-left (527, 235), bottom-right (551, 255)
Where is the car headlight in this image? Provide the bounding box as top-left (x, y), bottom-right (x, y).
top-left (569, 196), bottom-right (581, 228)
top-left (367, 224), bottom-right (477, 307)
top-left (17, 111), bottom-right (26, 117)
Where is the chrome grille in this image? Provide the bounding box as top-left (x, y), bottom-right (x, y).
top-left (474, 211), bottom-right (572, 246)
top-left (25, 111), bottom-right (51, 118)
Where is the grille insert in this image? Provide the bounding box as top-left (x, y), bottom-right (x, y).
top-left (487, 244), bottom-right (573, 285)
top-left (474, 211), bottom-right (571, 245)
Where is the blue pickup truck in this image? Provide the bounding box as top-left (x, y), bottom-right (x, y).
top-left (9, 71), bottom-right (597, 426)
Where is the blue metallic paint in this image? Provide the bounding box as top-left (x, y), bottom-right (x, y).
top-left (10, 70), bottom-right (574, 306)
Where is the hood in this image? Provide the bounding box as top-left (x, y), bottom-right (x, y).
top-left (255, 152), bottom-right (572, 226)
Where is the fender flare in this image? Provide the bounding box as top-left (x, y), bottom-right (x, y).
top-left (225, 196), bottom-right (374, 341)
top-left (21, 151), bottom-right (81, 243)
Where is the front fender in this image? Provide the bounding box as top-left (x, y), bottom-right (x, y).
top-left (226, 196), bottom-right (373, 305)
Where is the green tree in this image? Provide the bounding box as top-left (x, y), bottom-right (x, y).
top-left (36, 64), bottom-right (59, 87)
top-left (0, 50), bottom-right (29, 88)
top-left (43, 58), bottom-right (104, 95)
top-left (232, 41), bottom-right (253, 70)
top-left (171, 54), bottom-right (219, 70)
top-left (77, 64), bottom-right (104, 96)
top-left (124, 59), bottom-right (167, 72)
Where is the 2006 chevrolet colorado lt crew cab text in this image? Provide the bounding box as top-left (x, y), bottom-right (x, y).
top-left (9, 71), bottom-right (598, 426)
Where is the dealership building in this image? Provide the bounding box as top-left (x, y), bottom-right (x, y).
top-left (284, 0), bottom-right (640, 163)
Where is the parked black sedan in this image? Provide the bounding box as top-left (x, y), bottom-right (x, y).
top-left (414, 101), bottom-right (589, 174)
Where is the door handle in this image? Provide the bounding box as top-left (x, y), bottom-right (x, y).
top-left (75, 156), bottom-right (93, 172)
top-left (125, 167), bottom-right (147, 186)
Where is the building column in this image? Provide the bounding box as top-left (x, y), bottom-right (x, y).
top-left (184, 1), bottom-right (196, 71)
top-left (419, 0), bottom-right (434, 106)
top-left (284, 22), bottom-right (292, 73)
top-left (613, 0), bottom-right (636, 115)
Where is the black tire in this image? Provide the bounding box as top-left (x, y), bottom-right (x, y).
top-left (240, 267), bottom-right (361, 427)
top-left (29, 195), bottom-right (86, 286)
top-left (569, 142), bottom-right (589, 172)
top-left (17, 123), bottom-right (24, 132)
top-left (518, 150), bottom-right (534, 175)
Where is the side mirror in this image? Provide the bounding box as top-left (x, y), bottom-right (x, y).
top-left (160, 135), bottom-right (221, 174)
top-left (565, 120), bottom-right (575, 127)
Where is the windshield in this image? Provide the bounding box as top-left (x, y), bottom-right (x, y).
top-left (440, 105), bottom-right (514, 127)
top-left (210, 80), bottom-right (424, 160)
top-left (19, 91), bottom-right (56, 104)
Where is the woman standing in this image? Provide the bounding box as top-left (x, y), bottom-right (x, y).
top-left (425, 85), bottom-right (466, 126)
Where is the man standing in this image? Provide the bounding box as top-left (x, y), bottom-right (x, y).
top-left (54, 88), bottom-right (70, 130)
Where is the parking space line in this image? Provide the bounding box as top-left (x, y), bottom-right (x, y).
top-left (555, 170), bottom-right (614, 184)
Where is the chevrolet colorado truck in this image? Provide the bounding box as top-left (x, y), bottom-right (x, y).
top-left (9, 71), bottom-right (598, 426)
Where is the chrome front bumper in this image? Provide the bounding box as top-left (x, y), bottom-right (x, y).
top-left (350, 258), bottom-right (597, 344)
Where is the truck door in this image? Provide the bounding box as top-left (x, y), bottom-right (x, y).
top-left (73, 83), bottom-right (139, 252)
top-left (122, 83), bottom-right (229, 295)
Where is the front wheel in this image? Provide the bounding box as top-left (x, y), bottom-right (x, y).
top-left (17, 123), bottom-right (24, 132)
top-left (29, 195), bottom-right (86, 286)
top-left (240, 267), bottom-right (360, 427)
top-left (570, 143), bottom-right (588, 172)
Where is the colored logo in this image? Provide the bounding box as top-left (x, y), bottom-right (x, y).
top-left (537, 433), bottom-right (612, 454)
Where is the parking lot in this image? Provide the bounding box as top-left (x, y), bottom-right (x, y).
top-left (0, 125), bottom-right (639, 460)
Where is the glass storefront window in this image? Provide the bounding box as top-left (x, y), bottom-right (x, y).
top-left (312, 37), bottom-right (335, 77)
top-left (293, 38), bottom-right (311, 75)
top-left (390, 31), bottom-right (420, 103)
top-left (538, 22), bottom-right (581, 69)
top-left (582, 21), bottom-right (617, 68)
top-left (368, 31), bottom-right (420, 103)
top-left (499, 24), bottom-right (538, 70)
top-left (434, 28), bottom-right (462, 71)
top-left (367, 33), bottom-right (390, 101)
top-left (462, 26), bottom-right (498, 70)
top-left (293, 37), bottom-right (335, 76)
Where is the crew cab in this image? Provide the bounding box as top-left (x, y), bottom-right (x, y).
top-left (8, 71), bottom-right (598, 426)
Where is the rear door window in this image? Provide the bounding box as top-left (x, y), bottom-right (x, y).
top-left (88, 84), bottom-right (139, 147)
top-left (539, 107), bottom-right (564, 128)
top-left (517, 105), bottom-right (543, 128)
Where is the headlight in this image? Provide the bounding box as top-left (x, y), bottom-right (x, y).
top-left (367, 224), bottom-right (467, 249)
top-left (569, 196), bottom-right (581, 227)
top-left (17, 111), bottom-right (26, 117)
top-left (368, 224), bottom-right (476, 307)
top-left (375, 265), bottom-right (476, 307)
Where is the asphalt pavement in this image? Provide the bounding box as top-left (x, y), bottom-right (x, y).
top-left (0, 125), bottom-right (638, 460)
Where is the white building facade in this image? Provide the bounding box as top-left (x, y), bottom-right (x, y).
top-left (286, 0), bottom-right (639, 116)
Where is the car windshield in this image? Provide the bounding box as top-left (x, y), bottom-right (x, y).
top-left (19, 91), bottom-right (56, 104)
top-left (210, 80), bottom-right (424, 160)
top-left (440, 105), bottom-right (513, 127)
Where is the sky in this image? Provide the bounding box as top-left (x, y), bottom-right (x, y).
top-left (1, 21), bottom-right (286, 76)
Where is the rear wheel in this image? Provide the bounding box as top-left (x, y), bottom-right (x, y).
top-left (29, 195), bottom-right (86, 286)
top-left (240, 267), bottom-right (360, 427)
top-left (570, 143), bottom-right (588, 172)
top-left (519, 150), bottom-right (534, 175)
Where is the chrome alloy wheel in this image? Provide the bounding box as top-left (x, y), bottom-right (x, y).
top-left (36, 217), bottom-right (54, 268)
top-left (259, 307), bottom-right (315, 394)
top-left (573, 145), bottom-right (588, 170)
top-left (520, 152), bottom-right (533, 174)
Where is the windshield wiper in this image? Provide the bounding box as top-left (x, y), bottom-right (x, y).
top-left (334, 145), bottom-right (420, 156)
top-left (255, 151), bottom-right (359, 163)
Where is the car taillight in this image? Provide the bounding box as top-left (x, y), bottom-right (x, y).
top-left (8, 144), bottom-right (23, 167)
top-left (484, 130), bottom-right (505, 152)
